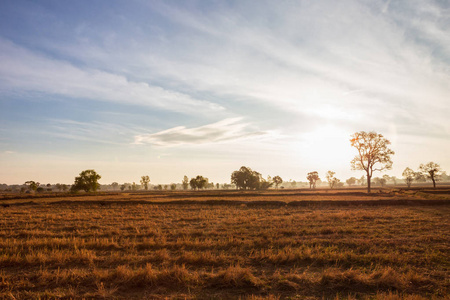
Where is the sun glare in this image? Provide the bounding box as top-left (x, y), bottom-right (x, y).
top-left (299, 125), bottom-right (354, 173)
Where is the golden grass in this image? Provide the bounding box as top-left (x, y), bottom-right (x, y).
top-left (0, 190), bottom-right (448, 299)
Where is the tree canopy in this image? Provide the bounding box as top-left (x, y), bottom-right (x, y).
top-left (326, 171), bottom-right (340, 189)
top-left (350, 131), bottom-right (394, 193)
top-left (273, 176), bottom-right (283, 189)
top-left (71, 169), bottom-right (101, 193)
top-left (189, 176), bottom-right (208, 190)
top-left (182, 175), bottom-right (189, 190)
top-left (25, 181), bottom-right (39, 192)
top-left (402, 167), bottom-right (417, 188)
top-left (419, 162), bottom-right (441, 188)
top-left (307, 171), bottom-right (320, 189)
top-left (231, 166), bottom-right (272, 190)
top-left (140, 175), bottom-right (150, 190)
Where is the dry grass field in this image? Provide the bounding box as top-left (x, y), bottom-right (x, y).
top-left (0, 188), bottom-right (449, 299)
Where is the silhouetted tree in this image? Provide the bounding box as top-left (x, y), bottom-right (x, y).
top-left (326, 171), bottom-right (340, 189)
top-left (402, 167), bottom-right (417, 188)
top-left (190, 176), bottom-right (208, 190)
top-left (441, 172), bottom-right (450, 182)
top-left (170, 183), bottom-right (177, 191)
top-left (350, 131), bottom-right (394, 193)
top-left (419, 162), bottom-right (441, 188)
top-left (273, 176), bottom-right (283, 189)
top-left (346, 177), bottom-right (357, 186)
top-left (140, 176), bottom-right (150, 190)
top-left (25, 181), bottom-right (39, 192)
top-left (71, 169), bottom-right (101, 193)
top-left (182, 175), bottom-right (189, 190)
top-left (231, 166), bottom-right (271, 190)
top-left (111, 182), bottom-right (119, 190)
top-left (307, 171), bottom-right (320, 189)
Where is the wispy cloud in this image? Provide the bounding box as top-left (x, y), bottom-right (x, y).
top-left (93, 0), bottom-right (448, 136)
top-left (44, 119), bottom-right (139, 145)
top-left (0, 38), bottom-right (223, 115)
top-left (14, 1), bottom-right (448, 136)
top-left (0, 0), bottom-right (449, 184)
top-left (134, 118), bottom-right (267, 146)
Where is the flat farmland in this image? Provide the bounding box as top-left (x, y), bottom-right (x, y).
top-left (0, 189), bottom-right (449, 299)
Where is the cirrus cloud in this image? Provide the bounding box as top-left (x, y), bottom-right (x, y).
top-left (134, 118), bottom-right (267, 146)
top-left (0, 38), bottom-right (224, 115)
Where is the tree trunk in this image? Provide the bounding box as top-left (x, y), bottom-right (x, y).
top-left (432, 177), bottom-right (436, 188)
top-left (367, 171), bottom-right (371, 193)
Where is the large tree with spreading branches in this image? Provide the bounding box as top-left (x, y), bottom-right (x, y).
top-left (350, 131), bottom-right (394, 193)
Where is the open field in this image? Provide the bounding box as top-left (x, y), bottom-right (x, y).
top-left (0, 188), bottom-right (449, 299)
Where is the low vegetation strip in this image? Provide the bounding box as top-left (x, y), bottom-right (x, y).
top-left (2, 198), bottom-right (450, 208)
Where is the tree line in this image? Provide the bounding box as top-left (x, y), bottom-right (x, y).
top-left (12, 131), bottom-right (447, 194)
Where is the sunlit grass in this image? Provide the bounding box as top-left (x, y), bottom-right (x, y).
top-left (0, 191), bottom-right (448, 298)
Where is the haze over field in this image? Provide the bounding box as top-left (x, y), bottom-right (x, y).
top-left (0, 0), bottom-right (449, 185)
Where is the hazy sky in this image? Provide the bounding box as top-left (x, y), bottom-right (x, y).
top-left (1, 0), bottom-right (449, 185)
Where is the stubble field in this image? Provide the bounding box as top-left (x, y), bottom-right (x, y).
top-left (0, 188), bottom-right (449, 299)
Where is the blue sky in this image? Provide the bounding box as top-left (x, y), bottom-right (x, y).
top-left (0, 0), bottom-right (449, 185)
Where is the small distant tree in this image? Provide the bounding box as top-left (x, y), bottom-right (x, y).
top-left (419, 162), bottom-right (442, 188)
top-left (402, 167), bottom-right (416, 188)
top-left (25, 181), bottom-right (39, 192)
top-left (326, 171), bottom-right (340, 189)
top-left (307, 172), bottom-right (320, 189)
top-left (120, 184), bottom-right (126, 191)
top-left (391, 176), bottom-right (398, 185)
top-left (273, 176), bottom-right (283, 189)
top-left (189, 179), bottom-right (196, 190)
top-left (140, 176), bottom-right (150, 190)
top-left (170, 183), bottom-right (177, 191)
top-left (111, 182), bottom-right (119, 190)
top-left (71, 169), bottom-right (101, 193)
top-left (346, 177), bottom-right (357, 186)
top-left (360, 175), bottom-right (366, 186)
top-left (190, 176), bottom-right (208, 190)
top-left (216, 183), bottom-right (220, 189)
top-left (441, 172), bottom-right (450, 182)
top-left (259, 176), bottom-right (273, 190)
top-left (182, 176), bottom-right (189, 190)
top-left (231, 166), bottom-right (271, 190)
top-left (350, 131), bottom-right (394, 193)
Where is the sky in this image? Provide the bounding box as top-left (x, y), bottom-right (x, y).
top-left (0, 0), bottom-right (449, 185)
